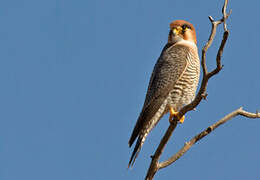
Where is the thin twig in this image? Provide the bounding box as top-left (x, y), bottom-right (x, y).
top-left (145, 0), bottom-right (232, 179)
top-left (159, 107), bottom-right (260, 169)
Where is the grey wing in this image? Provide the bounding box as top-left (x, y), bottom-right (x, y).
top-left (128, 44), bottom-right (190, 146)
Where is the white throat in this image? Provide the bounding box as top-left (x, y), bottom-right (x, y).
top-left (175, 39), bottom-right (197, 49)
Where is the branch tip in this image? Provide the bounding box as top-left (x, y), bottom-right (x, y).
top-left (144, 1), bottom-right (233, 179)
top-left (201, 93), bottom-right (208, 100)
top-left (208, 16), bottom-right (214, 22)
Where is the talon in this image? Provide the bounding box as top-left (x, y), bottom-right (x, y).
top-left (169, 107), bottom-right (177, 123)
top-left (178, 115), bottom-right (185, 124)
top-left (169, 107), bottom-right (185, 124)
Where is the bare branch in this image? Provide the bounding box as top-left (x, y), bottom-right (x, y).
top-left (179, 0), bottom-right (231, 118)
top-left (159, 107), bottom-right (260, 169)
top-left (145, 0), bottom-right (232, 179)
top-left (208, 0), bottom-right (231, 78)
top-left (145, 121), bottom-right (178, 179)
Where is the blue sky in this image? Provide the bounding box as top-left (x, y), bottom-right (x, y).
top-left (0, 0), bottom-right (259, 180)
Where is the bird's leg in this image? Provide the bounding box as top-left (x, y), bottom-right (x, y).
top-left (169, 107), bottom-right (185, 124)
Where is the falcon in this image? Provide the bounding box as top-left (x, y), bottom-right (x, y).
top-left (128, 20), bottom-right (200, 167)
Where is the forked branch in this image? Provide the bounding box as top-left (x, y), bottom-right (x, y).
top-left (145, 0), bottom-right (235, 179)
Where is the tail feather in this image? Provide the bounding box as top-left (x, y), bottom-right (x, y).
top-left (128, 137), bottom-right (143, 168)
top-left (128, 114), bottom-right (145, 148)
top-left (128, 125), bottom-right (140, 148)
top-left (128, 102), bottom-right (166, 167)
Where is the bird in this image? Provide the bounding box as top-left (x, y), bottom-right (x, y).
top-left (128, 20), bottom-right (200, 167)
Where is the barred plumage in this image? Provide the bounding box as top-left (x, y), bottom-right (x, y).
top-left (128, 20), bottom-right (200, 167)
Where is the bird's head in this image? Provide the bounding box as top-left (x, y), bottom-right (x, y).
top-left (168, 20), bottom-right (197, 45)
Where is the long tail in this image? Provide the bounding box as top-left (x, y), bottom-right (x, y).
top-left (128, 104), bottom-right (166, 167)
top-left (128, 136), bottom-right (144, 168)
top-left (128, 117), bottom-right (163, 167)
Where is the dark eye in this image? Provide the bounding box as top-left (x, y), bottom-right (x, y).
top-left (182, 24), bottom-right (191, 31)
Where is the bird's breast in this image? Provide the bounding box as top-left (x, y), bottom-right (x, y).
top-left (168, 51), bottom-right (200, 111)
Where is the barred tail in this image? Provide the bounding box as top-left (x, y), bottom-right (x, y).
top-left (128, 101), bottom-right (167, 168)
top-left (128, 116), bottom-right (164, 168)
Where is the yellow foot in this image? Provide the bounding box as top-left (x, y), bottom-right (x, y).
top-left (169, 107), bottom-right (185, 124)
top-left (178, 115), bottom-right (185, 124)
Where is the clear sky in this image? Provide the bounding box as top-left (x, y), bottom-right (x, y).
top-left (0, 0), bottom-right (259, 180)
